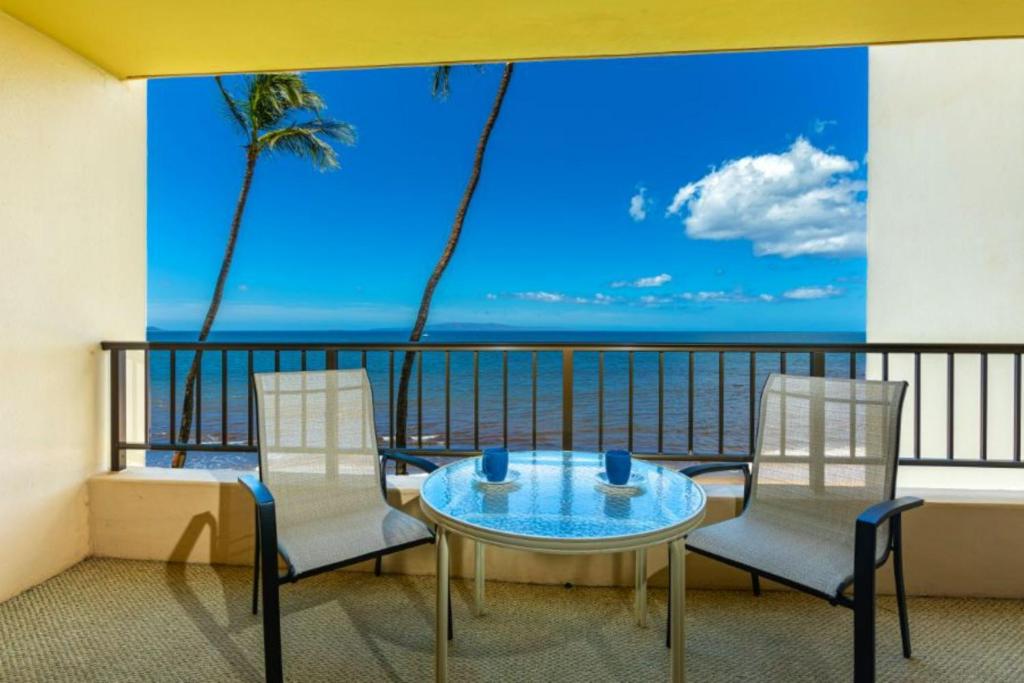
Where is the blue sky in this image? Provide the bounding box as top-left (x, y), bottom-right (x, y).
top-left (148, 47), bottom-right (867, 331)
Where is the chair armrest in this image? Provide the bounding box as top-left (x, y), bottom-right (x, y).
top-left (239, 474), bottom-right (288, 581)
top-left (680, 462), bottom-right (752, 510)
top-left (235, 475), bottom-right (276, 532)
top-left (239, 473), bottom-right (275, 508)
top-left (679, 462), bottom-right (749, 478)
top-left (853, 496), bottom-right (923, 602)
top-left (856, 496), bottom-right (924, 528)
top-left (239, 474), bottom-right (278, 542)
top-left (379, 449), bottom-right (439, 474)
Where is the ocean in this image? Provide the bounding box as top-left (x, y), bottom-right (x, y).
top-left (144, 330), bottom-right (866, 468)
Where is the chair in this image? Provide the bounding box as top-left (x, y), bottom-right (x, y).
top-left (239, 369), bottom-right (446, 683)
top-left (675, 373), bottom-right (922, 682)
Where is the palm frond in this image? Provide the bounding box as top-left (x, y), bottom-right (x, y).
top-left (431, 64), bottom-right (490, 100)
top-left (431, 65), bottom-right (452, 100)
top-left (245, 73), bottom-right (328, 131)
top-left (309, 119), bottom-right (357, 145)
top-left (214, 76), bottom-right (251, 135)
top-left (257, 119), bottom-right (355, 170)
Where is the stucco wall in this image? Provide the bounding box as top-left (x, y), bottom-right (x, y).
top-left (0, 13), bottom-right (146, 602)
top-left (867, 40), bottom-right (1024, 487)
top-left (88, 471), bottom-right (1024, 598)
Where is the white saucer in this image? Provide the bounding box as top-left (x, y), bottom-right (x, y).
top-left (472, 469), bottom-right (521, 486)
top-left (595, 471), bottom-right (645, 488)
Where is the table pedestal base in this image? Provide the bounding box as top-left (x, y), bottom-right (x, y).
top-left (435, 528), bottom-right (449, 683)
top-left (634, 548), bottom-right (648, 627)
top-left (474, 542), bottom-right (486, 616)
top-left (669, 538), bottom-right (686, 683)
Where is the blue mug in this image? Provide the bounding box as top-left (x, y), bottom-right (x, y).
top-left (605, 449), bottom-right (632, 485)
top-left (482, 447), bottom-right (509, 482)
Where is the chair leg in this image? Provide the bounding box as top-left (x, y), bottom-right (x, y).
top-left (751, 573), bottom-right (761, 596)
top-left (261, 559), bottom-right (283, 683)
top-left (853, 591), bottom-right (875, 683)
top-left (853, 521), bottom-right (877, 683)
top-left (251, 513), bottom-right (260, 615)
top-left (262, 577), bottom-right (282, 683)
top-left (374, 556), bottom-right (382, 577)
top-left (893, 517), bottom-right (912, 658)
top-left (254, 503), bottom-right (284, 683)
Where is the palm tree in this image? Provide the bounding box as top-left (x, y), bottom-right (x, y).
top-left (393, 63), bottom-right (515, 453)
top-left (172, 73), bottom-right (355, 467)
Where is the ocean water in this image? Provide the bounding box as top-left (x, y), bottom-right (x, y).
top-left (144, 330), bottom-right (866, 468)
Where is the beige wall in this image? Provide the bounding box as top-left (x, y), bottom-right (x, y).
top-left (0, 13), bottom-right (146, 602)
top-left (867, 40), bottom-right (1024, 488)
top-left (86, 470), bottom-right (756, 588)
top-left (89, 472), bottom-right (1024, 598)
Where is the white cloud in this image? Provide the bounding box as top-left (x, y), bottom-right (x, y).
top-left (501, 285), bottom-right (789, 308)
top-left (677, 290), bottom-right (758, 303)
top-left (237, 284), bottom-right (249, 292)
top-left (632, 290), bottom-right (775, 308)
top-left (485, 293), bottom-right (498, 300)
top-left (628, 187), bottom-right (649, 222)
top-left (611, 273), bottom-right (672, 288)
top-left (506, 291), bottom-right (620, 305)
top-left (812, 118), bottom-right (837, 134)
top-left (782, 284), bottom-right (843, 300)
top-left (637, 273), bottom-right (672, 287)
top-left (638, 294), bottom-right (673, 307)
top-left (666, 137), bottom-right (866, 258)
top-left (513, 291), bottom-right (566, 303)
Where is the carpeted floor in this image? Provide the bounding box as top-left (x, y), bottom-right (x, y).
top-left (1, 559), bottom-right (1021, 682)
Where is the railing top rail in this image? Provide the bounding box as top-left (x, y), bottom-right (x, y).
top-left (101, 340), bottom-right (1024, 353)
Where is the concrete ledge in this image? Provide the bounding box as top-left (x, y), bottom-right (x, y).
top-left (87, 468), bottom-right (1024, 598)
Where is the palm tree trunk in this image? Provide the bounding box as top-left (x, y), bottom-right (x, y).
top-left (394, 63), bottom-right (515, 451)
top-left (172, 146), bottom-right (258, 467)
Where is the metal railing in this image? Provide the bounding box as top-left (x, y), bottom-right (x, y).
top-left (101, 340), bottom-right (1024, 471)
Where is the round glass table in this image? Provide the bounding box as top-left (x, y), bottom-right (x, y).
top-left (419, 450), bottom-right (707, 682)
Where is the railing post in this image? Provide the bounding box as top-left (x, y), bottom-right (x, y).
top-left (109, 348), bottom-right (127, 471)
top-left (810, 351), bottom-right (826, 377)
top-left (562, 348), bottom-right (574, 451)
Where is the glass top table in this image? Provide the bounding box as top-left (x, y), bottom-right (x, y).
top-left (421, 450), bottom-right (706, 552)
top-left (419, 451), bottom-right (707, 682)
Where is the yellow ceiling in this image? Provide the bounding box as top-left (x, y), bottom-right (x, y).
top-left (3, 0), bottom-right (1024, 79)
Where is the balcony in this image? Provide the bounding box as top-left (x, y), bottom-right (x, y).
top-left (89, 340), bottom-right (1024, 598)
top-left (5, 3), bottom-right (1024, 682)
top-left (8, 339), bottom-right (999, 681)
top-left (22, 336), bottom-right (1008, 683)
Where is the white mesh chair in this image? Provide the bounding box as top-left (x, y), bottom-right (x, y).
top-left (239, 369), bottom-right (445, 683)
top-left (676, 374), bottom-right (922, 682)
